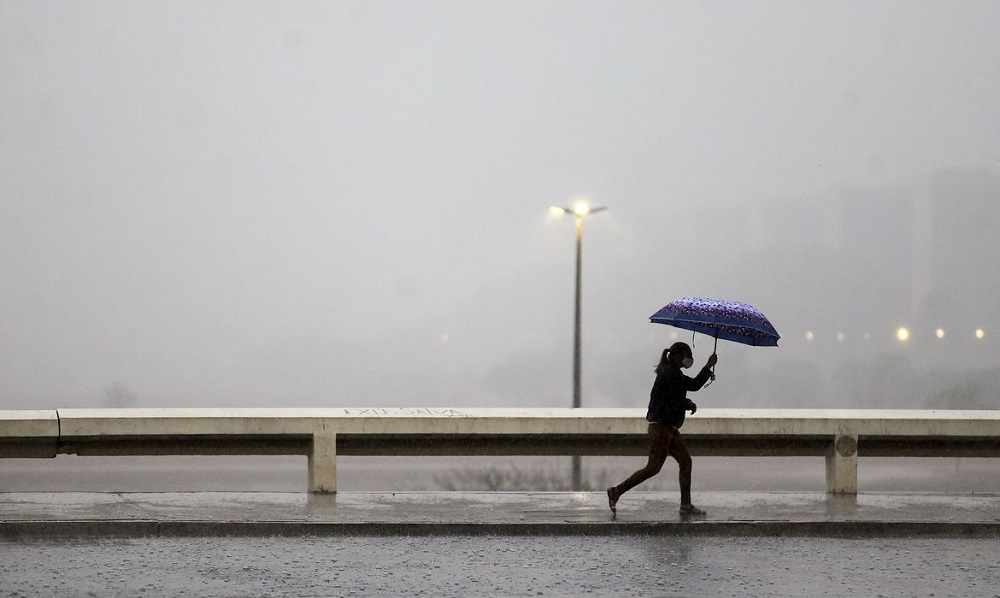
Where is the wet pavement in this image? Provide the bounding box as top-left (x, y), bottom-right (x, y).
top-left (5, 533), bottom-right (1000, 597)
top-left (4, 492), bottom-right (1000, 596)
top-left (3, 490), bottom-right (1000, 537)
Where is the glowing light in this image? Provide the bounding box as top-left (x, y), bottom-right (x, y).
top-left (863, 333), bottom-right (871, 341)
top-left (439, 333), bottom-right (450, 343)
top-left (805, 331), bottom-right (814, 341)
top-left (936, 328), bottom-right (945, 339)
top-left (896, 327), bottom-right (910, 342)
top-left (552, 200), bottom-right (606, 220)
top-left (976, 329), bottom-right (985, 339)
top-left (836, 332), bottom-right (845, 342)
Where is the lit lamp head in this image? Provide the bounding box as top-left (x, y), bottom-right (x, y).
top-left (549, 200), bottom-right (607, 219)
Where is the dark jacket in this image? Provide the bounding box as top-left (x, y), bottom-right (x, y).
top-left (646, 365), bottom-right (713, 428)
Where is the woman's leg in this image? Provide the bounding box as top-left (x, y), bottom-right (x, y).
top-left (613, 424), bottom-right (672, 495)
top-left (669, 432), bottom-right (693, 505)
top-left (669, 433), bottom-right (704, 514)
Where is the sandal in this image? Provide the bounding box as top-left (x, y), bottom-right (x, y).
top-left (606, 487), bottom-right (620, 514)
top-left (679, 504), bottom-right (706, 516)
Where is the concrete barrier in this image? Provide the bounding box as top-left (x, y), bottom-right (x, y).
top-left (3, 408), bottom-right (1000, 494)
top-left (0, 410), bottom-right (59, 458)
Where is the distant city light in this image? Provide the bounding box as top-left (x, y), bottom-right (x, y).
top-left (805, 331), bottom-right (814, 341)
top-left (896, 327), bottom-right (910, 342)
top-left (836, 332), bottom-right (845, 341)
top-left (976, 329), bottom-right (985, 339)
top-left (936, 328), bottom-right (945, 339)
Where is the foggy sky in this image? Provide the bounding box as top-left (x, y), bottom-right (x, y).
top-left (2, 1), bottom-right (999, 411)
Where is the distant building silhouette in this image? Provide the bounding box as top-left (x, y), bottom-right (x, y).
top-left (688, 167), bottom-right (998, 370)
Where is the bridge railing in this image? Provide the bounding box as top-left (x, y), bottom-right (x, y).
top-left (3, 408), bottom-right (1000, 494)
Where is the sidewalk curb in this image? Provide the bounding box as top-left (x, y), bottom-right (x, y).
top-left (4, 520), bottom-right (1000, 539)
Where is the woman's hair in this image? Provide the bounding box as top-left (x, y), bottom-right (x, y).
top-left (655, 342), bottom-right (692, 374)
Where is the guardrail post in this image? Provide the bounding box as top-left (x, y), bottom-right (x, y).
top-left (308, 432), bottom-right (337, 494)
top-left (825, 434), bottom-right (858, 494)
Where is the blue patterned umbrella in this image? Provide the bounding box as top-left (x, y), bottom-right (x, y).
top-left (650, 297), bottom-right (780, 348)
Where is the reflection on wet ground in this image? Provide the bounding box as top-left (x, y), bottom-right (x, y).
top-left (3, 454), bottom-right (1000, 493)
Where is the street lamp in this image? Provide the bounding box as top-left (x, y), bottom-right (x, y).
top-left (550, 200), bottom-right (607, 490)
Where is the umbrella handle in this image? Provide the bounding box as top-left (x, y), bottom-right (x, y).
top-left (710, 332), bottom-right (718, 380)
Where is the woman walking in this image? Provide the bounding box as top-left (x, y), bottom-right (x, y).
top-left (606, 342), bottom-right (717, 516)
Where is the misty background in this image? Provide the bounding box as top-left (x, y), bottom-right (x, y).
top-left (3, 1), bottom-right (999, 415)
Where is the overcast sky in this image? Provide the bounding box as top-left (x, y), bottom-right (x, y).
top-left (2, 1), bottom-right (999, 410)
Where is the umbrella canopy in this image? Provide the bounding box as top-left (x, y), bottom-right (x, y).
top-left (650, 296), bottom-right (780, 347)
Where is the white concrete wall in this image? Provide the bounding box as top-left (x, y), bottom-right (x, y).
top-left (53, 407), bottom-right (1000, 437)
top-left (0, 410), bottom-right (59, 438)
top-left (0, 410), bottom-right (59, 458)
top-left (4, 408), bottom-right (1000, 494)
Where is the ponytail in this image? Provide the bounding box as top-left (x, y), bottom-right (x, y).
top-left (655, 342), bottom-right (692, 375)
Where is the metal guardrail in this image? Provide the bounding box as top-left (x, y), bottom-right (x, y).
top-left (3, 408), bottom-right (1000, 494)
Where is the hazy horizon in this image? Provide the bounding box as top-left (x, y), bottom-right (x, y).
top-left (2, 1), bottom-right (998, 412)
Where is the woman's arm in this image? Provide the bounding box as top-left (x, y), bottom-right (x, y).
top-left (685, 354), bottom-right (718, 391)
top-left (685, 367), bottom-right (714, 391)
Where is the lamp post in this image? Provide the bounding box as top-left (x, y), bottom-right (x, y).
top-left (550, 200), bottom-right (607, 490)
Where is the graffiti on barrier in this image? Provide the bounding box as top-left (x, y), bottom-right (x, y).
top-left (340, 408), bottom-right (469, 417)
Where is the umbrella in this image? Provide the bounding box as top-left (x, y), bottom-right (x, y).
top-left (650, 296), bottom-right (780, 347)
top-left (650, 296), bottom-right (780, 380)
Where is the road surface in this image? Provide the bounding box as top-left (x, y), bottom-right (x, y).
top-left (3, 534), bottom-right (999, 597)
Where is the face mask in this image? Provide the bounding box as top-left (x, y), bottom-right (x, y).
top-left (681, 357), bottom-right (694, 368)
